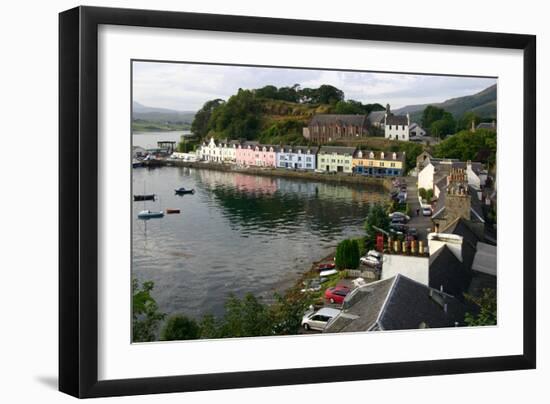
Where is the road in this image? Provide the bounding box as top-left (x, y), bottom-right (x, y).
top-left (402, 176), bottom-right (433, 242)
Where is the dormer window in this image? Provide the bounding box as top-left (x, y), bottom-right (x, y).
top-left (392, 152), bottom-right (397, 160)
top-left (369, 151), bottom-right (374, 159)
top-left (381, 152), bottom-right (385, 159)
top-left (357, 151), bottom-right (363, 158)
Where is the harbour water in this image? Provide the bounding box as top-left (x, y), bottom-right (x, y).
top-left (132, 165), bottom-right (386, 319)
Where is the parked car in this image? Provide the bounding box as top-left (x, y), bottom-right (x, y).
top-left (422, 207), bottom-right (432, 216)
top-left (360, 254), bottom-right (380, 267)
top-left (324, 285), bottom-right (351, 304)
top-left (366, 250), bottom-right (382, 260)
top-left (390, 223), bottom-right (409, 233)
top-left (407, 228), bottom-right (418, 238)
top-left (301, 307), bottom-right (341, 331)
top-left (388, 211), bottom-right (410, 221)
top-left (391, 216), bottom-right (407, 224)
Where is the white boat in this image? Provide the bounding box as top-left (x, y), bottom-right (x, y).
top-left (137, 210), bottom-right (164, 219)
top-left (319, 269), bottom-right (338, 277)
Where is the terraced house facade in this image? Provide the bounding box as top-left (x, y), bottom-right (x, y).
top-left (317, 146), bottom-right (356, 173)
top-left (353, 150), bottom-right (406, 177)
top-left (276, 145), bottom-right (318, 170)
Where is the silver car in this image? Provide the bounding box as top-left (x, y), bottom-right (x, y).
top-left (301, 307), bottom-right (341, 331)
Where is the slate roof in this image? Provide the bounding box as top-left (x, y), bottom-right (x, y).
top-left (324, 274), bottom-right (467, 333)
top-left (276, 145), bottom-right (319, 154)
top-left (443, 217), bottom-right (481, 271)
top-left (310, 114), bottom-right (368, 127)
top-left (431, 182), bottom-right (486, 223)
top-left (385, 114), bottom-right (409, 126)
top-left (367, 110), bottom-right (386, 124)
top-left (429, 244), bottom-right (472, 300)
top-left (354, 150), bottom-right (406, 162)
top-left (472, 242), bottom-right (497, 276)
top-left (318, 146), bottom-right (357, 156)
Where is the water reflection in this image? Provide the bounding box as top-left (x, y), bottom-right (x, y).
top-left (132, 167), bottom-right (385, 319)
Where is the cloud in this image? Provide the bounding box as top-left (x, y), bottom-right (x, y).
top-left (132, 61), bottom-right (496, 111)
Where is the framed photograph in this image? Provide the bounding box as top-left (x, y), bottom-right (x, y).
top-left (59, 6), bottom-right (536, 398)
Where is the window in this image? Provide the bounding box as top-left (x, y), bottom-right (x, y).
top-left (380, 162), bottom-right (384, 167)
top-left (391, 163), bottom-right (395, 167)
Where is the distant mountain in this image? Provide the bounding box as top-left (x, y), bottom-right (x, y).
top-left (394, 84), bottom-right (496, 122)
top-left (132, 101), bottom-right (195, 123)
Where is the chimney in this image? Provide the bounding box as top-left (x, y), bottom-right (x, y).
top-left (440, 285), bottom-right (444, 293)
top-left (418, 240), bottom-right (424, 254)
top-left (411, 239), bottom-right (417, 254)
top-left (394, 240), bottom-right (400, 253)
top-left (406, 113), bottom-right (410, 126)
top-left (402, 241), bottom-right (407, 254)
top-left (434, 223), bottom-right (440, 233)
top-left (444, 303), bottom-right (448, 313)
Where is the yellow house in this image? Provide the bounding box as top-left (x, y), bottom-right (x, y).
top-left (317, 146), bottom-right (356, 173)
top-left (352, 150), bottom-right (406, 177)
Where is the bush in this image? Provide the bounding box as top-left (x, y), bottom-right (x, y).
top-left (335, 239), bottom-right (360, 269)
top-left (160, 315), bottom-right (200, 341)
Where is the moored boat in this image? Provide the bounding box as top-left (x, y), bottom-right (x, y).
top-left (137, 210), bottom-right (164, 219)
top-left (175, 187), bottom-right (195, 195)
top-left (133, 194), bottom-right (156, 201)
top-left (166, 208), bottom-right (180, 214)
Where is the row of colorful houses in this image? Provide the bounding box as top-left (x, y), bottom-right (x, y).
top-left (198, 138), bottom-right (406, 176)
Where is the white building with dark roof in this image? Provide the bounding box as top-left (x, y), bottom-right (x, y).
top-left (276, 145), bottom-right (318, 171)
top-left (384, 105), bottom-right (410, 141)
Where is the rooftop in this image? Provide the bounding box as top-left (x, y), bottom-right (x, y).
top-left (325, 274), bottom-right (467, 333)
top-left (310, 114), bottom-right (368, 127)
top-left (318, 146), bottom-right (357, 155)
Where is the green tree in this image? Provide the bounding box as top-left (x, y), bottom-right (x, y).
top-left (456, 111), bottom-right (481, 131)
top-left (160, 315), bottom-right (200, 341)
top-left (432, 129), bottom-right (496, 165)
top-left (464, 289), bottom-right (497, 326)
top-left (421, 105), bottom-right (446, 129)
top-left (335, 238), bottom-right (360, 269)
top-left (132, 279), bottom-right (166, 342)
top-left (191, 99), bottom-right (224, 138)
top-left (208, 90), bottom-right (263, 140)
top-left (364, 203), bottom-right (391, 249)
top-left (316, 84), bottom-right (345, 104)
top-left (418, 188), bottom-right (427, 200)
top-left (429, 111), bottom-right (455, 138)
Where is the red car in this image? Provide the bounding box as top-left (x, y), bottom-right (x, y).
top-left (318, 263), bottom-right (336, 271)
top-left (324, 285), bottom-right (351, 304)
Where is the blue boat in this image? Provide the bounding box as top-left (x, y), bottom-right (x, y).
top-left (137, 210), bottom-right (164, 219)
top-left (175, 187), bottom-right (195, 195)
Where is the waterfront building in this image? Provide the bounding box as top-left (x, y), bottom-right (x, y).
top-left (218, 139), bottom-right (240, 163)
top-left (199, 137), bottom-right (222, 162)
top-left (235, 142), bottom-right (276, 167)
top-left (303, 114), bottom-right (368, 143)
top-left (317, 146), bottom-right (356, 173)
top-left (276, 145), bottom-right (318, 170)
top-left (383, 104), bottom-right (410, 141)
top-left (352, 150), bottom-right (406, 177)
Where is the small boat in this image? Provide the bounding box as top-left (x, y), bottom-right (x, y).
top-left (319, 269), bottom-right (338, 277)
top-left (175, 187), bottom-right (195, 195)
top-left (137, 210), bottom-right (164, 219)
top-left (165, 208), bottom-right (180, 214)
top-left (132, 159), bottom-right (144, 168)
top-left (133, 194), bottom-right (156, 201)
top-left (318, 263), bottom-right (336, 271)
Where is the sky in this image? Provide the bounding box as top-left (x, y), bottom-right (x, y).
top-left (132, 61), bottom-right (497, 112)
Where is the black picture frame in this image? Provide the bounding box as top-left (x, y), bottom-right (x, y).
top-left (59, 6), bottom-right (536, 398)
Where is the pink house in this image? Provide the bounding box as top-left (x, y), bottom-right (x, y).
top-left (236, 143), bottom-right (276, 167)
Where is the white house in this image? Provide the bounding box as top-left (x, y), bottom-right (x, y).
top-left (384, 113), bottom-right (410, 141)
top-left (409, 123), bottom-right (426, 137)
top-left (276, 145), bottom-right (318, 170)
top-left (199, 137), bottom-right (222, 162)
top-left (218, 139), bottom-right (240, 163)
top-left (418, 163), bottom-right (436, 191)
